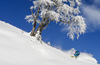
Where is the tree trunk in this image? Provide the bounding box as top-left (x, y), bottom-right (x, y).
top-left (30, 26), bottom-right (36, 36)
top-left (36, 27), bottom-right (42, 35)
top-left (30, 21), bottom-right (37, 36)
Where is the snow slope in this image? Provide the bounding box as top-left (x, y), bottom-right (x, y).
top-left (0, 20), bottom-right (99, 65)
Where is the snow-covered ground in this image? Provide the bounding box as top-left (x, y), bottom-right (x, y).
top-left (0, 20), bottom-right (99, 65)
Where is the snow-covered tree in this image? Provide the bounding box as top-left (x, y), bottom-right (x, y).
top-left (25, 0), bottom-right (86, 40)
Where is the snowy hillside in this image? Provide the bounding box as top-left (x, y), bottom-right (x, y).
top-left (0, 20), bottom-right (99, 65)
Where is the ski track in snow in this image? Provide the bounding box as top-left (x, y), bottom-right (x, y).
top-left (0, 20), bottom-right (99, 65)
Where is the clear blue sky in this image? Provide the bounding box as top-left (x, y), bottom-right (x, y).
top-left (0, 0), bottom-right (100, 64)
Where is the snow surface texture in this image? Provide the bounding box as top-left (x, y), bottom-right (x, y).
top-left (0, 20), bottom-right (99, 65)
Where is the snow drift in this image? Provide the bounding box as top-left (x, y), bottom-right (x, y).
top-left (0, 20), bottom-right (99, 65)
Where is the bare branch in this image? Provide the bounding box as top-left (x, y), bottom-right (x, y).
top-left (31, 9), bottom-right (36, 23)
top-left (59, 19), bottom-right (75, 24)
top-left (31, 5), bottom-right (41, 23)
top-left (43, 20), bottom-right (50, 29)
top-left (43, 24), bottom-right (48, 29)
top-left (47, 3), bottom-right (50, 10)
top-left (36, 5), bottom-right (41, 19)
top-left (50, 5), bottom-right (54, 10)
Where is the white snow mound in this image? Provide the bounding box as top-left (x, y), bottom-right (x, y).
top-left (0, 20), bottom-right (99, 65)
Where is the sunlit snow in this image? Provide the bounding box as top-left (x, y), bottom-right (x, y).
top-left (0, 20), bottom-right (99, 65)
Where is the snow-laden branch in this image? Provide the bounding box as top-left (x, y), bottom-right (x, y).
top-left (67, 16), bottom-right (86, 40)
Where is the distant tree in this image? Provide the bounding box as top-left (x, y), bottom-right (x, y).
top-left (25, 0), bottom-right (86, 40)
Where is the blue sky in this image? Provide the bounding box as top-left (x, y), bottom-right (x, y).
top-left (0, 0), bottom-right (100, 64)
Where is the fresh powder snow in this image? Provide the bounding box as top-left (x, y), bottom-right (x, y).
top-left (0, 20), bottom-right (99, 65)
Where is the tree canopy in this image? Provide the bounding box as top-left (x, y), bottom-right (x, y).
top-left (25, 0), bottom-right (86, 40)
